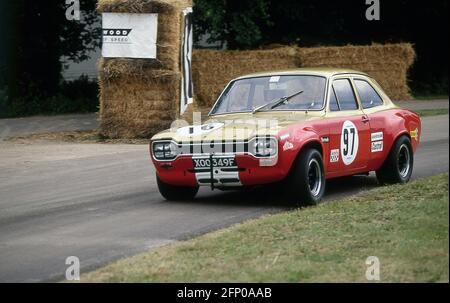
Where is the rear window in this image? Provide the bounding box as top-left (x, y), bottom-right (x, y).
top-left (354, 79), bottom-right (384, 108)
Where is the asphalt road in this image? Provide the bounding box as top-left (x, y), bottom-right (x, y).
top-left (0, 113), bottom-right (98, 140)
top-left (0, 114), bottom-right (448, 282)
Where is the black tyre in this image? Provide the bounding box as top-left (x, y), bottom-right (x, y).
top-left (156, 175), bottom-right (199, 201)
top-left (376, 135), bottom-right (414, 185)
top-left (285, 148), bottom-right (326, 206)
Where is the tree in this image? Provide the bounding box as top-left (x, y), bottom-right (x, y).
top-left (193, 0), bottom-right (272, 49)
top-left (1, 0), bottom-right (100, 107)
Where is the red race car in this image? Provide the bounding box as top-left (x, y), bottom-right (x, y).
top-left (150, 68), bottom-right (421, 205)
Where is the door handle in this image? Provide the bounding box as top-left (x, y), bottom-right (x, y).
top-left (362, 115), bottom-right (370, 123)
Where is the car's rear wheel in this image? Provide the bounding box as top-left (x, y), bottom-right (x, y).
top-left (285, 148), bottom-right (326, 206)
top-left (156, 175), bottom-right (199, 201)
top-left (376, 135), bottom-right (414, 185)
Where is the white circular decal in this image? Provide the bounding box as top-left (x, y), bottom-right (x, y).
top-left (340, 120), bottom-right (359, 165)
top-left (177, 122), bottom-right (224, 137)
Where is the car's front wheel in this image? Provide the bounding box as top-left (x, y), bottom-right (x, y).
top-left (376, 135), bottom-right (414, 185)
top-left (156, 175), bottom-right (199, 201)
top-left (285, 148), bottom-right (326, 206)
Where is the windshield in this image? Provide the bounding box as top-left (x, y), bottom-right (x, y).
top-left (210, 75), bottom-right (327, 115)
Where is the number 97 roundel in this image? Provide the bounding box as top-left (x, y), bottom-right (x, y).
top-left (341, 120), bottom-right (359, 165)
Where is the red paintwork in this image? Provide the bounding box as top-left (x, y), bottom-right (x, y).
top-left (152, 156), bottom-right (198, 187)
top-left (151, 108), bottom-right (421, 187)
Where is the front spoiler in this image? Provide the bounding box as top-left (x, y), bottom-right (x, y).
top-left (154, 154), bottom-right (287, 188)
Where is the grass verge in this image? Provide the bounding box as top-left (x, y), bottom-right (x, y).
top-left (82, 173), bottom-right (449, 283)
top-left (415, 108), bottom-right (449, 117)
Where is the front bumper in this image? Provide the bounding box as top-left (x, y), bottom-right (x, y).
top-left (153, 153), bottom-right (289, 188)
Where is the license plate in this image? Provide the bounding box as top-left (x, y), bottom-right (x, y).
top-left (193, 157), bottom-right (236, 168)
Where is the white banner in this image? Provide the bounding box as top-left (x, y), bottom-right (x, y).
top-left (102, 13), bottom-right (158, 59)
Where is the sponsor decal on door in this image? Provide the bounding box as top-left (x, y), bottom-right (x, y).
top-left (371, 131), bottom-right (384, 153)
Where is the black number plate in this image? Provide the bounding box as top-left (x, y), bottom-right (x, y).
top-left (193, 157), bottom-right (236, 168)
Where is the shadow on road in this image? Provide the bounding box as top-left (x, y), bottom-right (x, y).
top-left (183, 174), bottom-right (380, 208)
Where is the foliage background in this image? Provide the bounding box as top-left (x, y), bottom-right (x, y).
top-left (0, 0), bottom-right (100, 118)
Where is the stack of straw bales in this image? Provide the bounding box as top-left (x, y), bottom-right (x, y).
top-left (298, 43), bottom-right (416, 101)
top-left (97, 0), bottom-right (192, 138)
top-left (191, 47), bottom-right (300, 108)
top-left (192, 43), bottom-right (415, 109)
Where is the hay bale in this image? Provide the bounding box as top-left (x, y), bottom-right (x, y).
top-left (97, 0), bottom-right (192, 138)
top-left (298, 43), bottom-right (416, 100)
top-left (192, 44), bottom-right (415, 109)
top-left (98, 58), bottom-right (178, 82)
top-left (192, 47), bottom-right (300, 108)
top-left (99, 71), bottom-right (181, 138)
top-left (97, 0), bottom-right (190, 14)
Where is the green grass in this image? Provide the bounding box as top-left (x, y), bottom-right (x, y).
top-left (82, 174), bottom-right (449, 283)
top-left (416, 108), bottom-right (449, 117)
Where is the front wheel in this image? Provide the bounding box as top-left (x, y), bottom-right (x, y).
top-left (376, 135), bottom-right (414, 185)
top-left (156, 175), bottom-right (199, 201)
top-left (285, 148), bottom-right (326, 206)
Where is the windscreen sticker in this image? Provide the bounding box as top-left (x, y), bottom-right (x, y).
top-left (269, 76), bottom-right (280, 83)
top-left (340, 120), bottom-right (359, 165)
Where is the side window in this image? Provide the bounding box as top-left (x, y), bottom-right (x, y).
top-left (329, 88), bottom-right (340, 111)
top-left (354, 79), bottom-right (384, 108)
top-left (332, 79), bottom-right (358, 110)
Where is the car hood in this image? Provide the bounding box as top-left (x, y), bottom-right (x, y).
top-left (151, 111), bottom-right (325, 142)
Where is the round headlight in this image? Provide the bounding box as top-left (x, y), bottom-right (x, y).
top-left (251, 137), bottom-right (277, 157)
top-left (153, 141), bottom-right (178, 160)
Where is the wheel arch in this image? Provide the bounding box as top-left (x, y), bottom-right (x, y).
top-left (287, 139), bottom-right (324, 175)
top-left (299, 140), bottom-right (324, 157)
top-left (388, 131), bottom-right (412, 154)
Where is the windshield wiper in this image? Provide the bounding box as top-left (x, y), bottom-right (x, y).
top-left (252, 90), bottom-right (304, 113)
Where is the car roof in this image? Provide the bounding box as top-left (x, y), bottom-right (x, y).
top-left (235, 67), bottom-right (369, 80)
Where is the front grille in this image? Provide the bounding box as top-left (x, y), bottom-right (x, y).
top-left (152, 136), bottom-right (277, 161)
top-left (175, 140), bottom-right (250, 156)
top-left (188, 167), bottom-right (243, 173)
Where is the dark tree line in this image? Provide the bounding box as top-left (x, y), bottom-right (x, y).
top-left (0, 0), bottom-right (100, 114)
